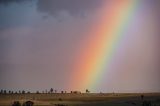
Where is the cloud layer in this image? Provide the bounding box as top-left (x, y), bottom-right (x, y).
top-left (36, 0), bottom-right (104, 16)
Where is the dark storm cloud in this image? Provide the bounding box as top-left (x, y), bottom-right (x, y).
top-left (37, 0), bottom-right (104, 16)
top-left (0, 0), bottom-right (21, 3)
top-left (0, 0), bottom-right (28, 5)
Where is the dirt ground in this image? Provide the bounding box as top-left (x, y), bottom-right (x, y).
top-left (0, 93), bottom-right (160, 106)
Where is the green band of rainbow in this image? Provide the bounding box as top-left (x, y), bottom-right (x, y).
top-left (69, 0), bottom-right (140, 92)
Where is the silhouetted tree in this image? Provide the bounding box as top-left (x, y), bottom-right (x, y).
top-left (36, 91), bottom-right (39, 94)
top-left (9, 90), bottom-right (11, 94)
top-left (4, 90), bottom-right (7, 94)
top-left (22, 90), bottom-right (25, 94)
top-left (50, 88), bottom-right (53, 93)
top-left (0, 90), bottom-right (3, 94)
top-left (86, 89), bottom-right (90, 93)
top-left (55, 90), bottom-right (57, 93)
top-left (61, 91), bottom-right (64, 94)
top-left (141, 94), bottom-right (144, 100)
top-left (19, 90), bottom-right (21, 94)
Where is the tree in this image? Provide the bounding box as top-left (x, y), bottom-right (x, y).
top-left (22, 90), bottom-right (25, 94)
top-left (50, 88), bottom-right (53, 93)
top-left (36, 91), bottom-right (40, 94)
top-left (0, 90), bottom-right (3, 94)
top-left (141, 95), bottom-right (144, 100)
top-left (86, 89), bottom-right (90, 93)
top-left (4, 90), bottom-right (7, 94)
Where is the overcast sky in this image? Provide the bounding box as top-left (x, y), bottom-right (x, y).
top-left (0, 0), bottom-right (159, 93)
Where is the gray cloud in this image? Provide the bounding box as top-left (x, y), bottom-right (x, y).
top-left (37, 0), bottom-right (105, 16)
top-left (0, 0), bottom-right (21, 4)
top-left (0, 0), bottom-right (30, 5)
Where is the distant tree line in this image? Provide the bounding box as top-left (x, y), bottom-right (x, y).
top-left (0, 90), bottom-right (29, 94)
top-left (0, 88), bottom-right (90, 94)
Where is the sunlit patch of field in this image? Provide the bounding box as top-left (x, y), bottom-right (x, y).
top-left (0, 93), bottom-right (160, 106)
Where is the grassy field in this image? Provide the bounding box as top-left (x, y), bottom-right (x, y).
top-left (0, 93), bottom-right (160, 106)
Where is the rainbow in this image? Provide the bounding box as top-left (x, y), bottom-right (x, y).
top-left (69, 0), bottom-right (140, 92)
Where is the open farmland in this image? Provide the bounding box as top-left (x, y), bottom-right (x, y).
top-left (0, 93), bottom-right (160, 106)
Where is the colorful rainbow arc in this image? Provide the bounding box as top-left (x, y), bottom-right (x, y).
top-left (69, 0), bottom-right (139, 92)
